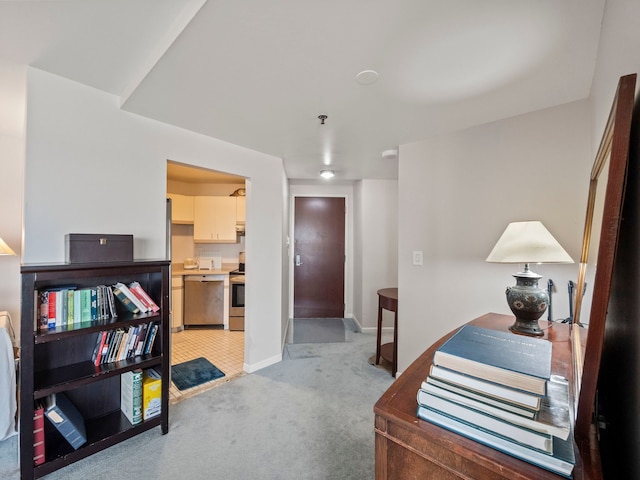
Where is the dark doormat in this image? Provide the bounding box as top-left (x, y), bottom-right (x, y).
top-left (291, 318), bottom-right (356, 344)
top-left (171, 357), bottom-right (225, 391)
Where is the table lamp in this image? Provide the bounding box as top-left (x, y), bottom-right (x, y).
top-left (486, 221), bottom-right (574, 336)
top-left (0, 238), bottom-right (15, 256)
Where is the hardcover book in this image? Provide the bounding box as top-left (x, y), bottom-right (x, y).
top-left (121, 369), bottom-right (143, 425)
top-left (142, 368), bottom-right (162, 420)
top-left (33, 400), bottom-right (45, 466)
top-left (423, 376), bottom-right (536, 418)
top-left (418, 392), bottom-right (553, 453)
top-left (44, 393), bottom-right (87, 450)
top-left (114, 282), bottom-right (148, 313)
top-left (112, 285), bottom-right (140, 314)
top-left (429, 365), bottom-right (542, 410)
top-left (128, 281), bottom-right (160, 313)
top-left (417, 407), bottom-right (575, 478)
top-left (433, 325), bottom-right (552, 395)
top-left (418, 376), bottom-right (571, 439)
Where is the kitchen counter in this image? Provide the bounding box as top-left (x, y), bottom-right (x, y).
top-left (172, 263), bottom-right (239, 276)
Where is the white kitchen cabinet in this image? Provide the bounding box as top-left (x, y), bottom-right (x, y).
top-left (171, 275), bottom-right (184, 331)
top-left (236, 196), bottom-right (246, 224)
top-left (193, 196), bottom-right (237, 243)
top-left (167, 193), bottom-right (194, 224)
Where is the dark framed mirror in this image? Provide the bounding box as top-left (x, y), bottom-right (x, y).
top-left (573, 73), bottom-right (636, 439)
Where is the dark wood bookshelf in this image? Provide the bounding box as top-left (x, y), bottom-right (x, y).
top-left (20, 260), bottom-right (170, 480)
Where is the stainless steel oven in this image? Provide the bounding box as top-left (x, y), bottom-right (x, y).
top-left (229, 270), bottom-right (244, 331)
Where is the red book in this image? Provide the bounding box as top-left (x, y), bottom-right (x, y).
top-left (47, 291), bottom-right (57, 328)
top-left (128, 282), bottom-right (160, 313)
top-left (93, 331), bottom-right (108, 366)
top-left (33, 402), bottom-right (45, 466)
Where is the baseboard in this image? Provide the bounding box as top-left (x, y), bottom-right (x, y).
top-left (244, 353), bottom-right (282, 373)
top-left (347, 314), bottom-right (363, 332)
top-left (361, 326), bottom-right (395, 334)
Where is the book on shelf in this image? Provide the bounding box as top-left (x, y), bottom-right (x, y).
top-left (33, 400), bottom-right (45, 466)
top-left (417, 407), bottom-right (575, 478)
top-left (134, 323), bottom-right (148, 356)
top-left (429, 365), bottom-right (542, 411)
top-left (142, 368), bottom-right (162, 420)
top-left (418, 392), bottom-right (553, 453)
top-left (91, 322), bottom-right (158, 366)
top-left (80, 289), bottom-right (92, 322)
top-left (43, 393), bottom-right (87, 450)
top-left (128, 281), bottom-right (160, 313)
top-left (73, 290), bottom-right (82, 324)
top-left (143, 323), bottom-right (159, 355)
top-left (121, 369), bottom-right (143, 425)
top-left (66, 289), bottom-right (75, 324)
top-left (433, 325), bottom-right (552, 396)
top-left (114, 282), bottom-right (149, 313)
top-left (92, 331), bottom-right (108, 366)
top-left (112, 284), bottom-right (140, 314)
top-left (418, 376), bottom-right (571, 440)
top-left (38, 291), bottom-right (49, 331)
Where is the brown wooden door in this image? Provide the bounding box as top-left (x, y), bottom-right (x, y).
top-left (293, 197), bottom-right (345, 318)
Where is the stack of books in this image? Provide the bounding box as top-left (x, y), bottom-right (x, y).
top-left (416, 325), bottom-right (575, 478)
top-left (38, 281), bottom-right (159, 330)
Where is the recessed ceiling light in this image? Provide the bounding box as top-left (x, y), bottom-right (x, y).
top-left (356, 70), bottom-right (379, 85)
top-left (320, 169), bottom-right (335, 179)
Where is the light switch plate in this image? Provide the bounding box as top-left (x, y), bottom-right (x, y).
top-left (413, 251), bottom-right (424, 266)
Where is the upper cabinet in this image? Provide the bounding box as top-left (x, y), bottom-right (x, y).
top-left (167, 194), bottom-right (194, 224)
top-left (193, 196), bottom-right (237, 243)
top-left (236, 196), bottom-right (246, 224)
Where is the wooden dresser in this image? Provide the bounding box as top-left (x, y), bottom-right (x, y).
top-left (374, 312), bottom-right (602, 480)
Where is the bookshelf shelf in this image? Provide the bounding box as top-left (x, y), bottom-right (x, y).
top-left (36, 411), bottom-right (162, 478)
top-left (33, 312), bottom-right (161, 344)
top-left (20, 260), bottom-right (170, 480)
top-left (33, 355), bottom-right (163, 399)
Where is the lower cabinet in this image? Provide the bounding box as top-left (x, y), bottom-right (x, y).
top-left (19, 261), bottom-right (170, 480)
top-left (171, 275), bottom-right (184, 331)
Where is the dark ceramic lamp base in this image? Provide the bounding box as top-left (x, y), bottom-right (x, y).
top-left (505, 268), bottom-right (549, 337)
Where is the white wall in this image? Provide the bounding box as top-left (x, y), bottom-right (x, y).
top-left (24, 68), bottom-right (288, 372)
top-left (0, 60), bottom-right (26, 340)
top-left (590, 0), bottom-right (640, 149)
top-left (397, 99), bottom-right (591, 373)
top-left (353, 179), bottom-right (398, 330)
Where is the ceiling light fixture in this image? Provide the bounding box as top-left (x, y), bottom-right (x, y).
top-left (356, 70), bottom-right (379, 85)
top-left (382, 149), bottom-right (398, 159)
top-left (320, 169), bottom-right (335, 179)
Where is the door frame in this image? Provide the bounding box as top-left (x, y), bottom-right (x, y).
top-left (288, 188), bottom-right (353, 321)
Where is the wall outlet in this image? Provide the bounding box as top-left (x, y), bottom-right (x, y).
top-left (413, 251), bottom-right (424, 266)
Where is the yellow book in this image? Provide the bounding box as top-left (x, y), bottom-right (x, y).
top-left (142, 368), bottom-right (162, 420)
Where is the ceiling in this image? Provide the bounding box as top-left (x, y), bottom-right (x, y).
top-left (0, 0), bottom-right (605, 181)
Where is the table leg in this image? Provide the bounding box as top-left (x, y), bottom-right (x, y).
top-left (376, 297), bottom-right (383, 365)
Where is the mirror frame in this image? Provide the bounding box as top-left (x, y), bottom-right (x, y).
top-left (574, 73), bottom-right (636, 439)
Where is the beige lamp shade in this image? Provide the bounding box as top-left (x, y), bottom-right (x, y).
top-left (0, 237), bottom-right (16, 256)
top-left (486, 221), bottom-right (574, 265)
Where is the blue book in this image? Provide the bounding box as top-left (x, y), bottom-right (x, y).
top-left (44, 392), bottom-right (87, 450)
top-left (417, 406), bottom-right (574, 478)
top-left (433, 325), bottom-right (552, 395)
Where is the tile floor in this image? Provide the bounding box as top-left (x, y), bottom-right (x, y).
top-left (169, 327), bottom-right (245, 403)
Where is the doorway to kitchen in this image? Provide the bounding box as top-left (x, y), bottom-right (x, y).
top-left (167, 161), bottom-right (247, 401)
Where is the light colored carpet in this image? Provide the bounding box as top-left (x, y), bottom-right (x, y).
top-left (0, 329), bottom-right (395, 480)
